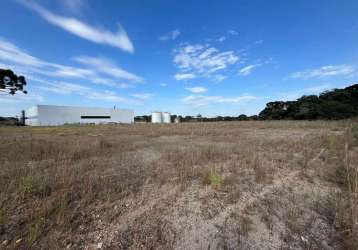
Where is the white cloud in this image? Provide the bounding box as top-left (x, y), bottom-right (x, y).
top-left (116, 83), bottom-right (134, 89)
top-left (31, 76), bottom-right (137, 104)
top-left (159, 29), bottom-right (181, 41)
top-left (185, 86), bottom-right (207, 93)
top-left (86, 90), bottom-right (132, 103)
top-left (173, 43), bottom-right (239, 81)
top-left (21, 1), bottom-right (134, 53)
top-left (38, 85), bottom-right (87, 95)
top-left (52, 66), bottom-right (93, 78)
top-left (303, 84), bottom-right (331, 93)
top-left (290, 65), bottom-right (356, 80)
top-left (35, 78), bottom-right (90, 95)
top-left (174, 73), bottom-right (196, 81)
top-left (0, 38), bottom-right (142, 89)
top-left (74, 56), bottom-right (144, 83)
top-left (212, 74), bottom-right (227, 82)
top-left (182, 94), bottom-right (258, 107)
top-left (279, 84), bottom-right (332, 101)
top-left (228, 30), bottom-right (239, 35)
top-left (171, 30), bottom-right (181, 40)
top-left (217, 36), bottom-right (227, 42)
top-left (131, 93), bottom-right (154, 100)
top-left (60, 0), bottom-right (88, 14)
top-left (51, 66), bottom-right (131, 88)
top-left (0, 91), bottom-right (44, 103)
top-left (0, 38), bottom-right (45, 67)
top-left (160, 83), bottom-right (167, 87)
top-left (239, 64), bottom-right (262, 76)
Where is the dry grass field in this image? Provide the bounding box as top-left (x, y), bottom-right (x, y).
top-left (0, 121), bottom-right (357, 249)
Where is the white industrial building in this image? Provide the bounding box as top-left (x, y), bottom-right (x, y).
top-left (25, 105), bottom-right (134, 126)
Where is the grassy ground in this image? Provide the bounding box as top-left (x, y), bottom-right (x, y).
top-left (0, 121), bottom-right (357, 249)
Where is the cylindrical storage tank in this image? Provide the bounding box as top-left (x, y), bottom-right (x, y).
top-left (162, 112), bottom-right (171, 123)
top-left (151, 112), bottom-right (162, 123)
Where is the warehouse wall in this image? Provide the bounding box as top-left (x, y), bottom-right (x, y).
top-left (26, 105), bottom-right (134, 126)
top-left (25, 106), bottom-right (39, 126)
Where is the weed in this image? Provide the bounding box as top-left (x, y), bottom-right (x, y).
top-left (334, 164), bottom-right (347, 185)
top-left (27, 216), bottom-right (45, 246)
top-left (327, 191), bottom-right (347, 228)
top-left (326, 133), bottom-right (337, 152)
top-left (0, 208), bottom-right (7, 225)
top-left (285, 206), bottom-right (301, 233)
top-left (203, 169), bottom-right (223, 189)
top-left (55, 194), bottom-right (68, 225)
top-left (19, 176), bottom-right (43, 199)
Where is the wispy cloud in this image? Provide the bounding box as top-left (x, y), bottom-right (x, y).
top-left (217, 36), bottom-right (227, 42)
top-left (74, 56), bottom-right (144, 83)
top-left (34, 77), bottom-right (90, 95)
top-left (212, 74), bottom-right (227, 82)
top-left (159, 29), bottom-right (181, 41)
top-left (21, 1), bottom-right (134, 52)
top-left (38, 82), bottom-right (89, 95)
top-left (278, 84), bottom-right (332, 101)
top-left (34, 78), bottom-right (132, 104)
top-left (60, 0), bottom-right (88, 14)
top-left (0, 38), bottom-right (45, 67)
top-left (160, 83), bottom-right (167, 87)
top-left (182, 94), bottom-right (258, 107)
top-left (290, 65), bottom-right (356, 80)
top-left (86, 90), bottom-right (133, 103)
top-left (303, 84), bottom-right (332, 93)
top-left (0, 92), bottom-right (44, 103)
top-left (32, 76), bottom-right (137, 104)
top-left (185, 86), bottom-right (207, 93)
top-left (131, 93), bottom-right (154, 100)
top-left (0, 38), bottom-right (142, 89)
top-left (239, 64), bottom-right (262, 76)
top-left (173, 43), bottom-right (239, 81)
top-left (228, 30), bottom-right (239, 35)
top-left (174, 73), bottom-right (196, 81)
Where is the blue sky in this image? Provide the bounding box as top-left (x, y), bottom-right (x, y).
top-left (1, 0), bottom-right (358, 117)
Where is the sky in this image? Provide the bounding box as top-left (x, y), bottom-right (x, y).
top-left (1, 0), bottom-right (358, 117)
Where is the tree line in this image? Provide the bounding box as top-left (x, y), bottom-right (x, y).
top-left (134, 114), bottom-right (260, 123)
top-left (135, 83), bottom-right (358, 122)
top-left (259, 83), bottom-right (358, 120)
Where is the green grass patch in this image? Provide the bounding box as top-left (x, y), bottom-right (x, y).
top-left (0, 208), bottom-right (7, 225)
top-left (325, 133), bottom-right (337, 151)
top-left (203, 169), bottom-right (223, 189)
top-left (19, 176), bottom-right (47, 199)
